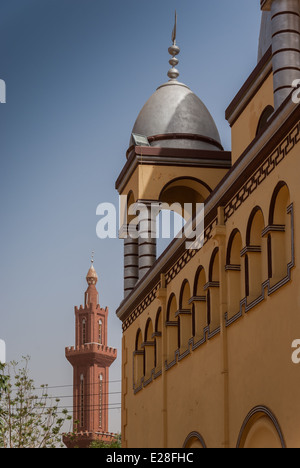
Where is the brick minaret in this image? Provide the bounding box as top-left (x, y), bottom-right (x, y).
top-left (64, 261), bottom-right (117, 448)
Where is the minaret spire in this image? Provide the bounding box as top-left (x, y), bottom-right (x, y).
top-left (86, 252), bottom-right (98, 287)
top-left (168, 11), bottom-right (180, 81)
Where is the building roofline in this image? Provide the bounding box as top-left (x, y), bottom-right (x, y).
top-left (116, 92), bottom-right (299, 323)
top-left (225, 46), bottom-right (273, 126)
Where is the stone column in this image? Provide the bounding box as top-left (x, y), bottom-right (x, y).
top-left (120, 224), bottom-right (139, 298)
top-left (138, 201), bottom-right (158, 281)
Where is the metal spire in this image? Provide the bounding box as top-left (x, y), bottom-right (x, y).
top-left (168, 11), bottom-right (180, 81)
top-left (86, 251), bottom-right (98, 285)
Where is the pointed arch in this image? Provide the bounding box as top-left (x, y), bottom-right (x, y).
top-left (256, 105), bottom-right (274, 136)
top-left (244, 207), bottom-right (267, 303)
top-left (237, 406), bottom-right (286, 448)
top-left (133, 328), bottom-right (144, 388)
top-left (143, 319), bottom-right (155, 380)
top-left (166, 294), bottom-right (179, 363)
top-left (183, 431), bottom-right (207, 449)
top-left (226, 229), bottom-right (243, 319)
top-left (178, 280), bottom-right (193, 352)
top-left (266, 182), bottom-right (292, 287)
top-left (154, 308), bottom-right (163, 372)
top-left (192, 266), bottom-right (207, 341)
top-left (206, 248), bottom-right (220, 332)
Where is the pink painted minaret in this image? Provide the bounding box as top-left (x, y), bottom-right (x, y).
top-left (64, 259), bottom-right (117, 448)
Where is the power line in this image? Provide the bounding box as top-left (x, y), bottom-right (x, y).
top-left (54, 406), bottom-right (122, 417)
top-left (2, 390), bottom-right (121, 403)
top-left (8, 379), bottom-right (122, 392)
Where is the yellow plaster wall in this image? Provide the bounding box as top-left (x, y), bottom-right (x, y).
top-left (121, 131), bottom-right (300, 448)
top-left (120, 164), bottom-right (229, 202)
top-left (231, 73), bottom-right (274, 164)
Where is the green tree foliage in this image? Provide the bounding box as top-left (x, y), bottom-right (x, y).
top-left (0, 363), bottom-right (9, 396)
top-left (0, 356), bottom-right (72, 448)
top-left (89, 433), bottom-right (122, 448)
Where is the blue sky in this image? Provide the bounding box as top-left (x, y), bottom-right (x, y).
top-left (0, 0), bottom-right (262, 434)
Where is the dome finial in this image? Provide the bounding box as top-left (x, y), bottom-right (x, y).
top-left (86, 251), bottom-right (98, 286)
top-left (168, 10), bottom-right (180, 81)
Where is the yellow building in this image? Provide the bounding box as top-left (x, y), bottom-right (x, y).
top-left (115, 1), bottom-right (300, 448)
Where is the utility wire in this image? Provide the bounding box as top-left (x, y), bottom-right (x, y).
top-left (7, 379), bottom-right (122, 392)
top-left (2, 390), bottom-right (122, 402)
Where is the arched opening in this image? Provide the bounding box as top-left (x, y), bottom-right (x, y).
top-left (99, 374), bottom-right (103, 429)
top-left (82, 318), bottom-right (87, 345)
top-left (183, 431), bottom-right (206, 449)
top-left (143, 319), bottom-right (155, 380)
top-left (98, 319), bottom-right (103, 345)
top-left (80, 373), bottom-right (85, 428)
top-left (193, 267), bottom-right (207, 341)
top-left (154, 308), bottom-right (163, 373)
top-left (237, 406), bottom-right (285, 448)
top-left (244, 207), bottom-right (267, 304)
top-left (267, 182), bottom-right (291, 286)
top-left (256, 105), bottom-right (274, 136)
top-left (226, 229), bottom-right (243, 319)
top-left (206, 248), bottom-right (220, 332)
top-left (178, 280), bottom-right (193, 353)
top-left (156, 177), bottom-right (211, 257)
top-left (166, 294), bottom-right (179, 363)
top-left (133, 329), bottom-right (144, 388)
top-left (159, 177), bottom-right (211, 211)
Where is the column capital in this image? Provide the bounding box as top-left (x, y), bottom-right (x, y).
top-left (212, 224), bottom-right (226, 242)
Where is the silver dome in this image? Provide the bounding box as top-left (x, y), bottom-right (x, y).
top-left (130, 80), bottom-right (223, 151)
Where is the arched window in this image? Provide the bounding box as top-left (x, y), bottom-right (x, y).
top-left (98, 319), bottom-right (103, 345)
top-left (99, 374), bottom-right (103, 428)
top-left (166, 294), bottom-right (179, 364)
top-left (266, 182), bottom-right (292, 287)
top-left (154, 308), bottom-right (162, 372)
top-left (82, 319), bottom-right (87, 345)
top-left (133, 329), bottom-right (144, 388)
top-left (205, 248), bottom-right (220, 332)
top-left (143, 319), bottom-right (155, 380)
top-left (243, 207), bottom-right (267, 304)
top-left (237, 406), bottom-right (285, 448)
top-left (226, 229), bottom-right (243, 320)
top-left (178, 280), bottom-right (193, 352)
top-left (192, 266), bottom-right (207, 342)
top-left (157, 177), bottom-right (211, 257)
top-left (80, 374), bottom-right (84, 428)
top-left (256, 105), bottom-right (274, 136)
top-left (183, 431), bottom-right (207, 448)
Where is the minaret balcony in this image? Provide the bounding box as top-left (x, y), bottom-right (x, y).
top-left (65, 343), bottom-right (117, 366)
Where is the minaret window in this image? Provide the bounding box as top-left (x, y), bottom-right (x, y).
top-left (99, 374), bottom-right (103, 428)
top-left (99, 320), bottom-right (103, 345)
top-left (80, 374), bottom-right (84, 428)
top-left (82, 319), bottom-right (86, 345)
